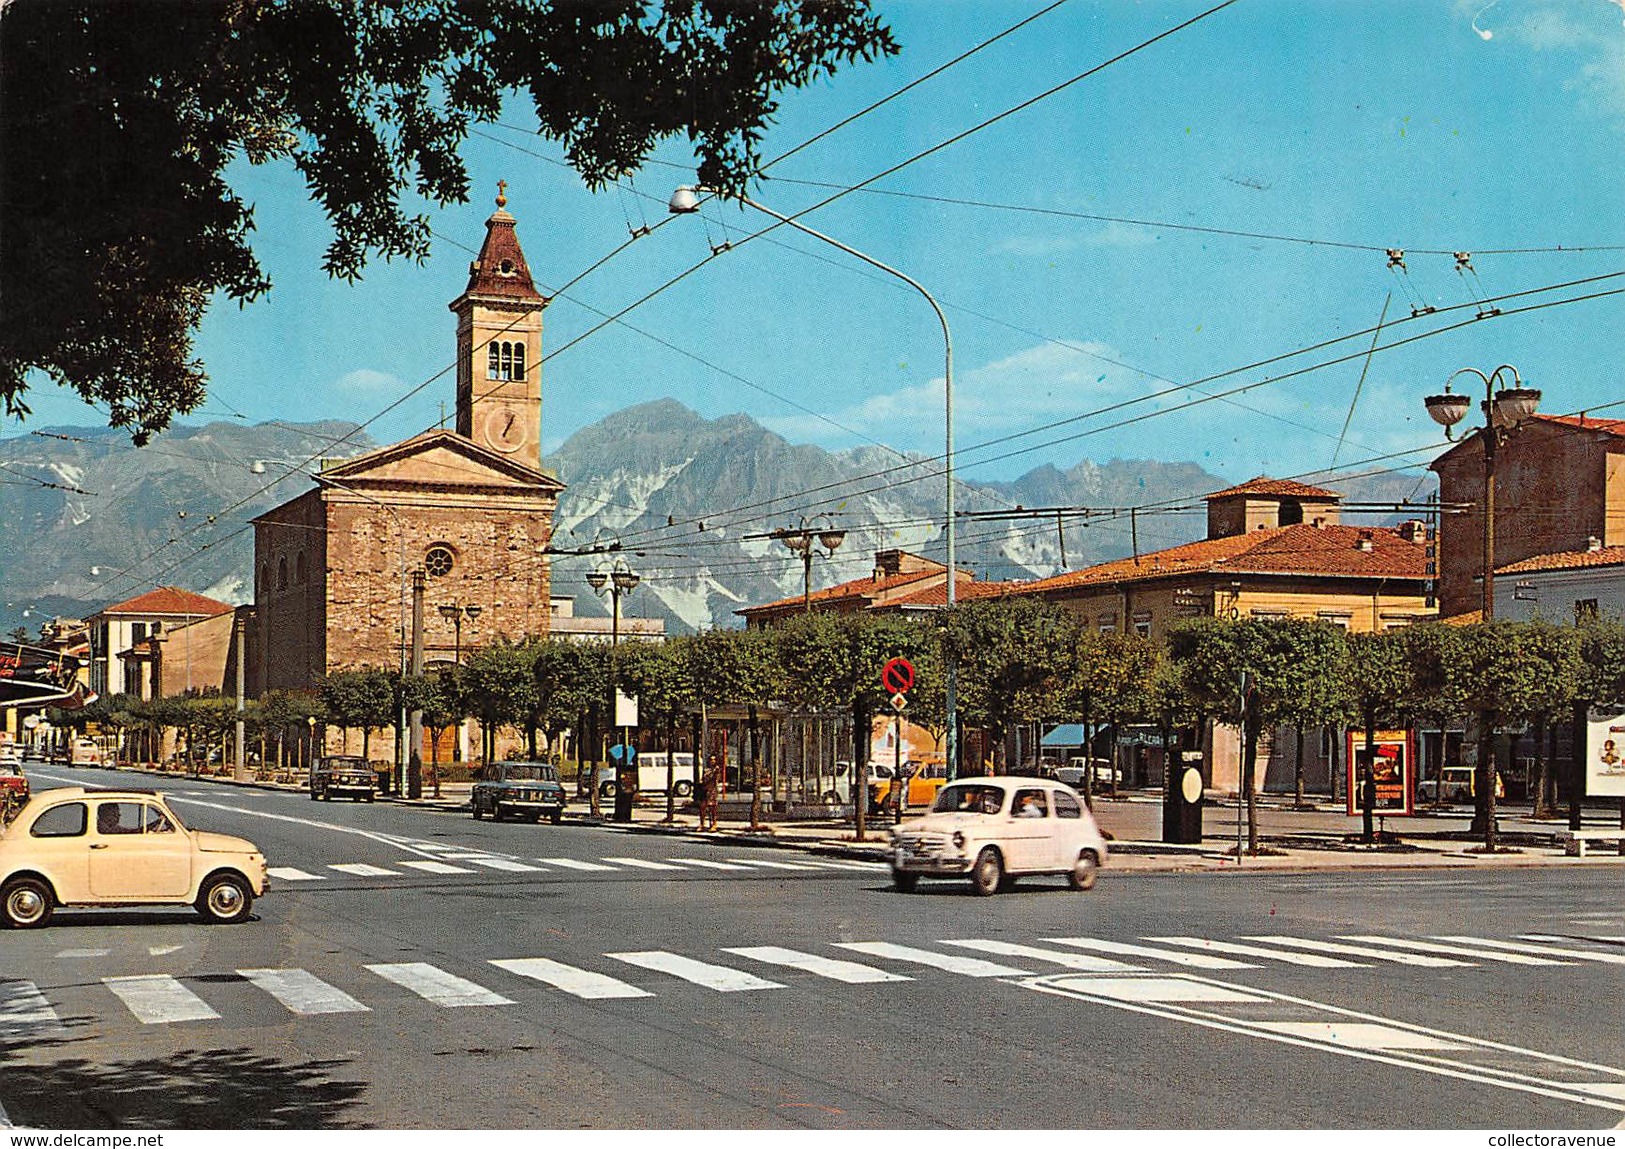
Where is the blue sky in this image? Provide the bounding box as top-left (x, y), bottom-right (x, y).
top-left (11, 0), bottom-right (1625, 493)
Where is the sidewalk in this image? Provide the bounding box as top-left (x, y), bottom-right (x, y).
top-left (106, 764), bottom-right (1625, 874)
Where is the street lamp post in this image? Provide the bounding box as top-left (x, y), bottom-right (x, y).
top-left (1423, 364), bottom-right (1540, 851)
top-left (437, 600), bottom-right (481, 765)
top-left (669, 185), bottom-right (960, 781)
top-left (588, 559), bottom-right (640, 822)
top-left (772, 515), bottom-right (846, 611)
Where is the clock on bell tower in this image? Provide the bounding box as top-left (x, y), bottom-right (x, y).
top-left (451, 182), bottom-right (547, 468)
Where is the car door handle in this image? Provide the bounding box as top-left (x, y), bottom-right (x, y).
top-left (90, 843), bottom-right (109, 849)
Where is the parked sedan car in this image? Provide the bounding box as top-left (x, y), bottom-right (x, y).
top-left (309, 755), bottom-right (376, 802)
top-left (0, 762), bottom-right (29, 813)
top-left (472, 760), bottom-right (567, 823)
top-left (889, 777), bottom-right (1109, 896)
top-left (0, 787), bottom-right (269, 928)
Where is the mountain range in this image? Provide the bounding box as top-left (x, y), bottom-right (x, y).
top-left (0, 400), bottom-right (1432, 636)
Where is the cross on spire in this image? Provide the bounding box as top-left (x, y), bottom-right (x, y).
top-left (496, 180), bottom-right (508, 208)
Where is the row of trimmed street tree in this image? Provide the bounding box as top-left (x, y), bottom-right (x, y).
top-left (63, 600), bottom-right (1625, 853)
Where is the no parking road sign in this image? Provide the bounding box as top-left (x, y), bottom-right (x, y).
top-left (881, 656), bottom-right (914, 695)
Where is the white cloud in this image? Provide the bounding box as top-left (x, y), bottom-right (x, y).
top-left (334, 368), bottom-right (403, 393)
top-left (1473, 1), bottom-right (1625, 120)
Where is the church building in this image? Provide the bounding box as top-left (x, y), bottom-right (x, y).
top-left (252, 188), bottom-right (565, 702)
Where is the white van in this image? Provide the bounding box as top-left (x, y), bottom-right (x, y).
top-left (70, 737), bottom-right (103, 767)
top-left (594, 752), bottom-right (696, 798)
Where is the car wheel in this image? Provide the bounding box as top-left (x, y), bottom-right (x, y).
top-left (599, 781), bottom-right (619, 799)
top-left (822, 790), bottom-right (842, 806)
top-left (891, 869), bottom-right (918, 893)
top-left (526, 812), bottom-right (541, 824)
top-left (364, 792), bottom-right (375, 802)
top-left (1068, 849), bottom-right (1100, 891)
top-left (471, 801), bottom-right (485, 820)
top-left (673, 780), bottom-right (694, 798)
top-left (196, 873), bottom-right (253, 924)
top-left (491, 806), bottom-right (505, 823)
top-left (550, 809), bottom-right (563, 825)
top-left (308, 789), bottom-right (319, 801)
top-left (2, 876), bottom-right (54, 929)
top-left (970, 847), bottom-right (1003, 897)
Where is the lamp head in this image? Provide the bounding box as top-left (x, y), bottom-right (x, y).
top-left (1491, 386), bottom-right (1540, 429)
top-left (438, 604), bottom-right (459, 620)
top-left (1424, 392), bottom-right (1470, 430)
top-left (586, 570), bottom-right (608, 591)
top-left (612, 569), bottom-right (640, 593)
top-left (250, 460), bottom-right (267, 474)
top-left (668, 186), bottom-right (702, 215)
top-left (464, 604), bottom-right (481, 620)
top-left (819, 529), bottom-right (847, 554)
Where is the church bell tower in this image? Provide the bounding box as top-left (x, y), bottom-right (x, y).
top-left (451, 182), bottom-right (546, 468)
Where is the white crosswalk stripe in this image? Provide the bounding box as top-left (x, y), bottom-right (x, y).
top-left (1446, 936), bottom-right (1625, 965)
top-left (602, 857), bottom-right (685, 871)
top-left (329, 863), bottom-right (398, 877)
top-left (667, 858), bottom-right (753, 871)
top-left (1341, 936), bottom-right (1572, 966)
top-left (398, 860), bottom-right (476, 875)
top-left (1146, 936), bottom-right (1367, 968)
top-left (103, 975), bottom-right (219, 1024)
top-left (1044, 936), bottom-right (1258, 970)
top-left (725, 858), bottom-right (824, 871)
top-left (537, 857), bottom-right (618, 871)
top-left (606, 951), bottom-right (785, 992)
top-left (268, 866), bottom-right (325, 881)
top-left (942, 939), bottom-right (1144, 973)
top-left (1241, 936), bottom-right (1472, 967)
top-left (366, 963), bottom-right (515, 1007)
top-left (834, 941), bottom-right (1032, 977)
top-left (238, 968), bottom-right (370, 1015)
top-left (0, 980), bottom-right (63, 1037)
top-left (723, 946), bottom-right (912, 984)
top-left (464, 857), bottom-right (543, 872)
top-left (490, 957), bottom-right (653, 1000)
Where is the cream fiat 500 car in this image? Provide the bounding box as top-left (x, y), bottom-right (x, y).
top-left (889, 777), bottom-right (1108, 896)
top-left (0, 787), bottom-right (269, 928)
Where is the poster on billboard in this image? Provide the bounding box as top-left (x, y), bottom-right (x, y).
top-left (1345, 729), bottom-right (1416, 816)
top-left (1584, 709), bottom-right (1625, 798)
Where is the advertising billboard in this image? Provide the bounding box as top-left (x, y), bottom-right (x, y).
top-left (1345, 729), bottom-right (1416, 816)
top-left (1585, 709), bottom-right (1625, 799)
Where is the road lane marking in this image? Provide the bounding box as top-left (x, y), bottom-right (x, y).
top-left (148, 945), bottom-right (184, 957)
top-left (490, 958), bottom-right (653, 1000)
top-left (725, 858), bottom-right (825, 871)
top-left (723, 946), bottom-right (912, 984)
top-left (666, 858), bottom-right (753, 871)
top-left (606, 951), bottom-right (785, 992)
top-left (537, 858), bottom-right (618, 871)
top-left (1021, 972), bottom-right (1625, 1113)
top-left (1341, 936), bottom-right (1572, 965)
top-left (329, 863), bottom-right (399, 877)
top-left (0, 981), bottom-right (63, 1037)
top-left (601, 857), bottom-right (685, 871)
top-left (238, 969), bottom-right (370, 1015)
top-left (834, 941), bottom-right (1031, 977)
top-left (463, 858), bottom-right (541, 872)
top-left (268, 867), bottom-right (325, 881)
top-left (1240, 936), bottom-right (1472, 967)
top-left (398, 860), bottom-right (475, 875)
top-left (54, 948), bottom-right (111, 959)
top-left (941, 939), bottom-right (1144, 973)
top-left (365, 963), bottom-right (515, 1007)
top-left (103, 975), bottom-right (219, 1024)
top-left (1447, 936), bottom-right (1625, 964)
top-left (1044, 936), bottom-right (1258, 969)
top-left (1146, 936), bottom-right (1367, 968)
top-left (1042, 976), bottom-right (1271, 1004)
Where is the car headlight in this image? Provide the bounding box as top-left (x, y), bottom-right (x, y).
top-left (952, 831), bottom-right (965, 849)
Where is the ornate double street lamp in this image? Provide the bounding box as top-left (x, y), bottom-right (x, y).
top-left (669, 185), bottom-right (961, 780)
top-left (437, 600), bottom-right (482, 665)
top-left (772, 515), bottom-right (847, 612)
top-left (588, 559), bottom-right (640, 822)
top-left (1423, 364), bottom-right (1540, 850)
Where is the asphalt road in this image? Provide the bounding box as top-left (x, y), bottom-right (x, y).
top-left (3, 765), bottom-right (1622, 1130)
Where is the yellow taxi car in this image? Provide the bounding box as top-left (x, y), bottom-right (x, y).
top-left (0, 787), bottom-right (269, 928)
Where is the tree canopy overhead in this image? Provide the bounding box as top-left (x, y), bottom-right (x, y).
top-left (0, 0), bottom-right (898, 443)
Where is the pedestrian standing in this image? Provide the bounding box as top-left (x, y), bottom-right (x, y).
top-left (698, 755), bottom-right (721, 831)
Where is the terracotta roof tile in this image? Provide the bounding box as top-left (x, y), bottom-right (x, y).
top-left (97, 587), bottom-right (233, 619)
top-left (459, 207), bottom-right (544, 303)
top-left (1205, 477), bottom-right (1343, 501)
top-left (1531, 413), bottom-right (1625, 438)
top-left (1023, 523), bottom-right (1425, 593)
top-left (739, 568), bottom-right (944, 616)
top-left (1497, 545), bottom-right (1625, 575)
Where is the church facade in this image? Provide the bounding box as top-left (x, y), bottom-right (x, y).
top-left (252, 190), bottom-right (565, 698)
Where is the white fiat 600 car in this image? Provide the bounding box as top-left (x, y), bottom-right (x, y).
top-left (0, 787), bottom-right (269, 928)
top-left (888, 777), bottom-right (1108, 896)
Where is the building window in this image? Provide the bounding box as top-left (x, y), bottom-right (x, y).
top-left (512, 343), bottom-right (525, 381)
top-left (1576, 599), bottom-right (1600, 623)
top-left (1132, 611), bottom-right (1152, 639)
top-left (277, 557), bottom-right (288, 590)
top-left (1317, 611), bottom-right (1352, 631)
top-left (1097, 613), bottom-right (1117, 634)
top-left (425, 545), bottom-right (455, 578)
top-left (132, 623), bottom-right (147, 643)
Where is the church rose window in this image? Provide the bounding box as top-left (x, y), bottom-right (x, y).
top-left (425, 545), bottom-right (455, 577)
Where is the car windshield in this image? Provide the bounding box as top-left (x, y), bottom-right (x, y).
top-left (325, 757), bottom-right (369, 772)
top-left (501, 764), bottom-right (556, 782)
top-left (934, 784), bottom-right (1004, 815)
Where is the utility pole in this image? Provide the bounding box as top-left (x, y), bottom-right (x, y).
top-left (409, 569), bottom-right (425, 800)
top-left (233, 611), bottom-right (248, 782)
